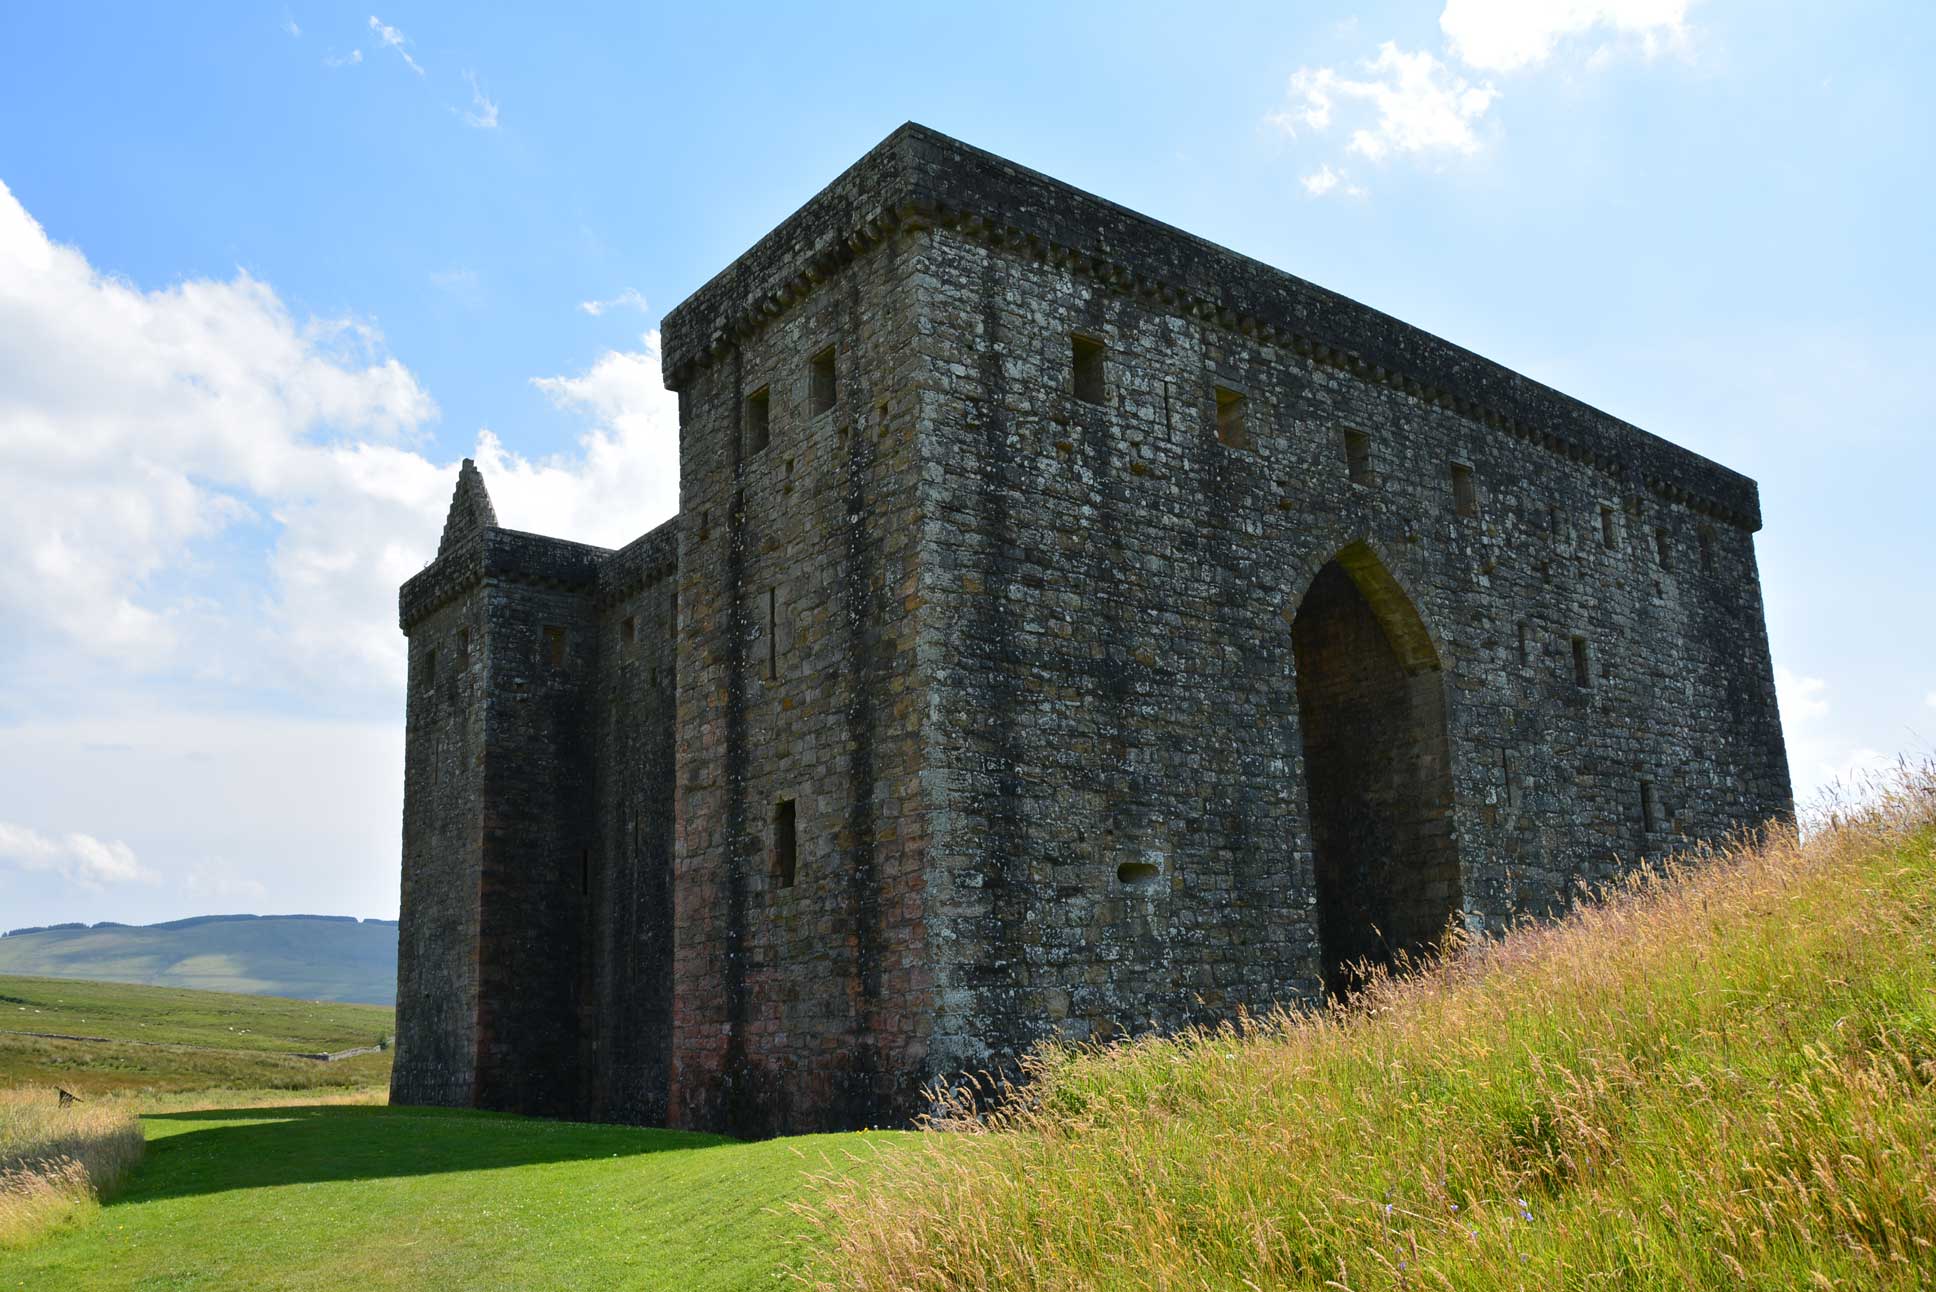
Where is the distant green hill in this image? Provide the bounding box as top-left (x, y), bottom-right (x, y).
top-left (0, 915), bottom-right (398, 1005)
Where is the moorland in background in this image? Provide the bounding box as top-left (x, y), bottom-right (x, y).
top-left (0, 915), bottom-right (398, 1005)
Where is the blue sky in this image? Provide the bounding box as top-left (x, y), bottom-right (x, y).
top-left (0, 1), bottom-right (1928, 925)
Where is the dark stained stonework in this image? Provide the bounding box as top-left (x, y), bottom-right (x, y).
top-left (392, 123), bottom-right (1792, 1137)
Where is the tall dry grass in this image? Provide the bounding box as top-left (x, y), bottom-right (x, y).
top-left (0, 1087), bottom-right (145, 1247)
top-left (806, 768), bottom-right (1936, 1289)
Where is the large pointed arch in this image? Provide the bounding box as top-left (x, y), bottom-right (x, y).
top-left (1288, 541), bottom-right (1460, 995)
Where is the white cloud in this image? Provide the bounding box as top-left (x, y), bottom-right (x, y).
top-left (462, 70), bottom-right (499, 129)
top-left (1776, 665), bottom-right (1829, 723)
top-left (0, 177), bottom-right (436, 691)
top-left (1773, 666), bottom-right (1895, 814)
top-left (367, 15), bottom-right (424, 76)
top-left (1301, 164), bottom-right (1366, 199)
top-left (325, 49), bottom-right (363, 68)
top-left (1270, 1), bottom-right (1691, 190)
top-left (1271, 43), bottom-right (1498, 167)
top-left (0, 178), bottom-right (682, 923)
top-left (1926, 690), bottom-right (1936, 711)
top-left (519, 333), bottom-right (681, 545)
top-left (282, 13), bottom-right (301, 38)
top-left (0, 821), bottom-right (153, 888)
top-left (0, 175), bottom-right (677, 714)
top-left (1440, 0), bottom-right (1690, 74)
top-left (578, 288), bottom-right (648, 317)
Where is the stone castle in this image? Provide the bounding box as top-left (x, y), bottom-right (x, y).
top-left (391, 124), bottom-right (1792, 1137)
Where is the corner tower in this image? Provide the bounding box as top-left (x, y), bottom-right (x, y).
top-left (392, 461), bottom-right (609, 1117)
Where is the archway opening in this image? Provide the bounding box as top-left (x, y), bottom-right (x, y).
top-left (1290, 548), bottom-right (1460, 997)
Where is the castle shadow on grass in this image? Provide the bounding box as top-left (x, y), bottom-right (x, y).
top-left (125, 1105), bottom-right (728, 1202)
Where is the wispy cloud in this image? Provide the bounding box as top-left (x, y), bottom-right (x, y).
top-left (462, 70), bottom-right (499, 128)
top-left (368, 14), bottom-right (424, 76)
top-left (282, 12), bottom-right (301, 38)
top-left (578, 288), bottom-right (648, 317)
top-left (1300, 164), bottom-right (1366, 199)
top-left (0, 821), bottom-right (153, 888)
top-left (430, 267), bottom-right (482, 305)
top-left (324, 48), bottom-right (363, 68)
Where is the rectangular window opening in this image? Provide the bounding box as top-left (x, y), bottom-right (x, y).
top-left (698, 508), bottom-right (711, 542)
top-left (424, 647), bottom-right (437, 687)
top-left (1572, 635), bottom-right (1592, 688)
top-left (1654, 526), bottom-right (1672, 570)
top-left (1698, 525), bottom-right (1715, 572)
top-left (1343, 429), bottom-right (1373, 486)
top-left (1516, 620), bottom-right (1530, 665)
top-left (765, 587), bottom-right (778, 681)
top-left (773, 799), bottom-right (797, 889)
top-left (745, 386), bottom-right (771, 455)
top-left (457, 626), bottom-right (470, 668)
top-left (1451, 463), bottom-right (1479, 518)
top-left (1071, 335), bottom-right (1105, 405)
top-left (1548, 503), bottom-right (1562, 536)
top-left (621, 616), bottom-right (636, 647)
top-left (1599, 505), bottom-right (1617, 549)
top-left (1213, 387), bottom-right (1248, 450)
top-left (809, 346), bottom-right (837, 417)
top-left (544, 625), bottom-right (567, 668)
top-left (1639, 779), bottom-right (1657, 834)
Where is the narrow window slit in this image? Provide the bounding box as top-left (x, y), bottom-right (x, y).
top-left (1342, 429), bottom-right (1372, 485)
top-left (809, 346), bottom-right (837, 417)
top-left (773, 799), bottom-right (797, 889)
top-left (1213, 387), bottom-right (1248, 450)
top-left (1572, 635), bottom-right (1591, 688)
top-left (766, 587), bottom-right (778, 680)
top-left (745, 387), bottom-right (771, 455)
top-left (1451, 463), bottom-right (1478, 517)
top-left (1071, 335), bottom-right (1105, 405)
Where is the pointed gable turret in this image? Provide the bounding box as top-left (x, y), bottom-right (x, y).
top-left (438, 458), bottom-right (498, 556)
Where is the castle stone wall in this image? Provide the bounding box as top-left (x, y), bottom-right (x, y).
top-left (393, 566), bottom-right (488, 1107)
top-left (907, 214), bottom-right (1790, 1075)
top-left (670, 222), bottom-right (935, 1137)
top-left (586, 521), bottom-right (679, 1123)
top-left (394, 123), bottom-right (1791, 1138)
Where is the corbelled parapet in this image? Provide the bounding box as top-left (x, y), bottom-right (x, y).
top-left (660, 123), bottom-right (1760, 530)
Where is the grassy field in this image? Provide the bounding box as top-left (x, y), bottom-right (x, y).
top-left (0, 915), bottom-right (398, 1005)
top-left (3, 1104), bottom-right (897, 1291)
top-left (8, 780), bottom-right (1934, 1288)
top-left (0, 975), bottom-right (394, 1096)
top-left (811, 777), bottom-right (1936, 1289)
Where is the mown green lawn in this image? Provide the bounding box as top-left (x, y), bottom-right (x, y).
top-left (6, 1104), bottom-right (897, 1291)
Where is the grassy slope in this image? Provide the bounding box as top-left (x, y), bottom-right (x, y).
top-left (0, 975), bottom-right (393, 1096)
top-left (0, 917), bottom-right (398, 1004)
top-left (5, 1106), bottom-right (898, 1292)
top-left (814, 792), bottom-right (1936, 1289)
